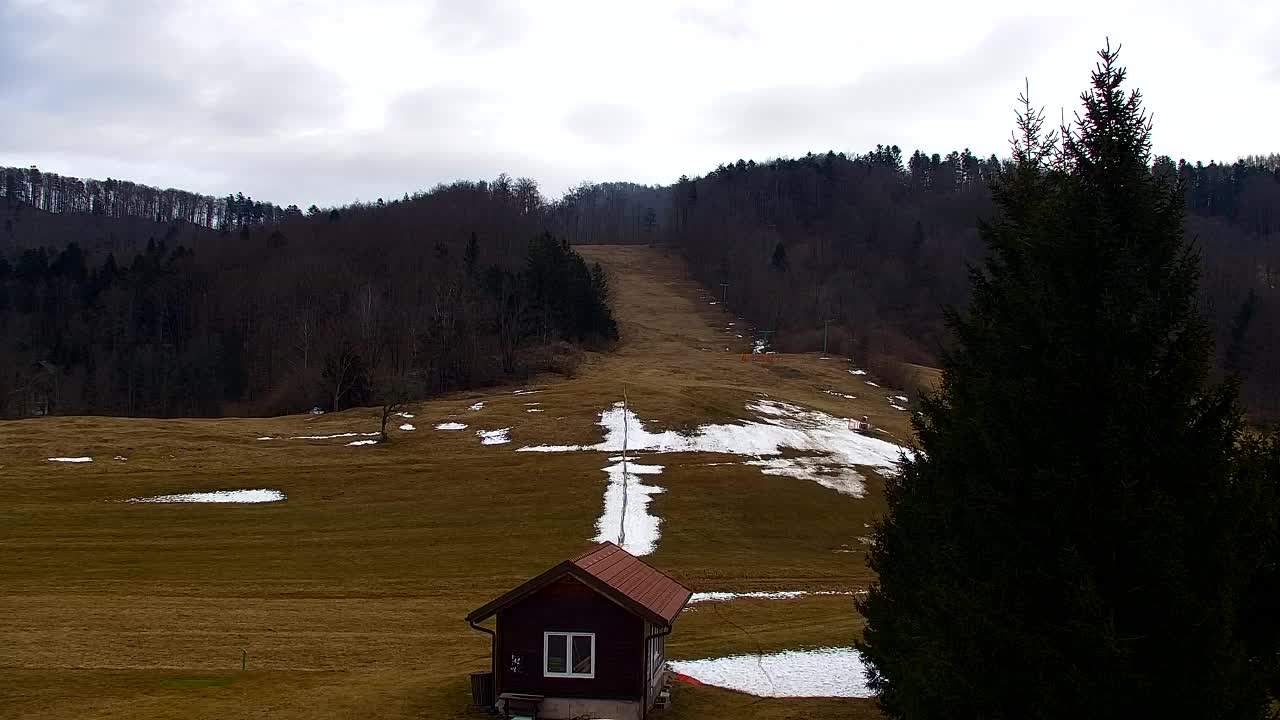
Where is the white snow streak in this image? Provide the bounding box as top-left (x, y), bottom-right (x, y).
top-left (594, 459), bottom-right (666, 556)
top-left (849, 369), bottom-right (867, 376)
top-left (864, 381), bottom-right (880, 387)
top-left (688, 590), bottom-right (854, 604)
top-left (435, 422), bottom-right (468, 430)
top-left (396, 411), bottom-right (415, 418)
top-left (399, 423), bottom-right (416, 431)
top-left (347, 439), bottom-right (378, 446)
top-left (127, 489), bottom-right (285, 503)
top-left (469, 402), bottom-right (485, 411)
top-left (513, 389), bottom-right (540, 395)
top-left (290, 432), bottom-right (380, 440)
top-left (670, 647), bottom-right (872, 698)
top-left (894, 395), bottom-right (909, 403)
top-left (689, 591), bottom-right (807, 603)
top-left (48, 457), bottom-right (92, 463)
top-left (477, 428), bottom-right (511, 445)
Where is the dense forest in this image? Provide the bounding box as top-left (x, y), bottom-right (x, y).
top-left (1, 165), bottom-right (293, 231)
top-left (4, 151), bottom-right (1278, 420)
top-left (0, 173), bottom-right (616, 417)
top-left (653, 149), bottom-right (1280, 420)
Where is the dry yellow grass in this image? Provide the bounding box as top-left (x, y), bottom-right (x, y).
top-left (0, 245), bottom-right (913, 719)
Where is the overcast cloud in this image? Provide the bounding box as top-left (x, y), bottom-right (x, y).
top-left (2, 0), bottom-right (1276, 207)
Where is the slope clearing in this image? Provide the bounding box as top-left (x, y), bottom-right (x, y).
top-left (1, 245), bottom-right (912, 719)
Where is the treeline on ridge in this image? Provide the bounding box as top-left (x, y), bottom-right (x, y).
top-left (567, 148), bottom-right (1280, 421)
top-left (0, 176), bottom-right (616, 417)
top-left (5, 149), bottom-right (1279, 422)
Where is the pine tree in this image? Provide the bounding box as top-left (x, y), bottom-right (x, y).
top-left (857, 43), bottom-right (1280, 719)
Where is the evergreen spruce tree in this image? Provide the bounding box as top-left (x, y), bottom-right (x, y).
top-left (857, 43), bottom-right (1280, 719)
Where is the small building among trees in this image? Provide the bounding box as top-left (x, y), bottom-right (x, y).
top-left (466, 542), bottom-right (691, 720)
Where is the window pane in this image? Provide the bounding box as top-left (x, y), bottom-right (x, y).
top-left (572, 635), bottom-right (593, 674)
top-left (546, 635), bottom-right (567, 674)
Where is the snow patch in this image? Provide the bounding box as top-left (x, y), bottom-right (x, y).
top-left (513, 389), bottom-right (540, 396)
top-left (396, 411), bottom-right (415, 418)
top-left (309, 407), bottom-right (325, 415)
top-left (890, 404), bottom-right (908, 412)
top-left (823, 390), bottom-right (856, 400)
top-left (518, 400), bottom-right (906, 496)
top-left (399, 423), bottom-right (416, 431)
top-left (689, 591), bottom-right (807, 604)
top-left (477, 428), bottom-right (511, 445)
top-left (347, 439), bottom-right (378, 446)
top-left (469, 402), bottom-right (485, 411)
top-left (894, 395), bottom-right (909, 403)
top-left (290, 432), bottom-right (380, 440)
top-left (848, 369), bottom-right (867, 376)
top-left (595, 459), bottom-right (665, 556)
top-left (864, 381), bottom-right (880, 387)
top-left (526, 408), bottom-right (544, 413)
top-left (435, 422), bottom-right (468, 430)
top-left (128, 489), bottom-right (285, 504)
top-left (688, 590), bottom-right (854, 604)
top-left (670, 648), bottom-right (872, 698)
top-left (256, 436), bottom-right (275, 441)
top-left (748, 457), bottom-right (868, 495)
top-left (48, 457), bottom-right (92, 463)
top-left (113, 456), bottom-right (127, 461)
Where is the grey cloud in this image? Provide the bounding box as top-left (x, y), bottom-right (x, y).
top-left (674, 3), bottom-right (752, 39)
top-left (563, 103), bottom-right (644, 144)
top-left (1, 3), bottom-right (1273, 208)
top-left (425, 0), bottom-right (528, 53)
top-left (0, 0), bottom-right (347, 201)
top-left (702, 18), bottom-right (1057, 148)
top-left (383, 84), bottom-right (499, 134)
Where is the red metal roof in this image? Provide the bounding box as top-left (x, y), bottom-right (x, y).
top-left (571, 542), bottom-right (691, 624)
top-left (466, 542), bottom-right (692, 627)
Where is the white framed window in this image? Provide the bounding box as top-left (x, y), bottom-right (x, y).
top-left (543, 631), bottom-right (595, 679)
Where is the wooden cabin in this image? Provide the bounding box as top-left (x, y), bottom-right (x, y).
top-left (466, 542), bottom-right (692, 720)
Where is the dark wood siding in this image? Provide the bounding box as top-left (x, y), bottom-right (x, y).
top-left (496, 575), bottom-right (642, 700)
top-left (643, 621), bottom-right (668, 709)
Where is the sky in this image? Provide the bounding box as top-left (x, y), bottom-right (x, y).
top-left (2, 0), bottom-right (1277, 208)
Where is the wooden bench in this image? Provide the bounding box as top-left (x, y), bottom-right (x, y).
top-left (498, 692), bottom-right (545, 719)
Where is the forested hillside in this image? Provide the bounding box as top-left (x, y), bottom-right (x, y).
top-left (0, 175), bottom-right (616, 418)
top-left (5, 151), bottom-right (1279, 421)
top-left (576, 149), bottom-right (1279, 421)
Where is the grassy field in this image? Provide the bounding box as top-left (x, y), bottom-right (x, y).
top-left (0, 245), bottom-right (912, 719)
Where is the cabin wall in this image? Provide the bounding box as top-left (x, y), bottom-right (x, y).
top-left (643, 621), bottom-right (669, 709)
top-left (496, 575), bottom-right (643, 701)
